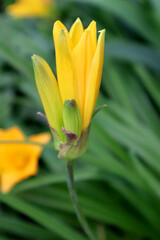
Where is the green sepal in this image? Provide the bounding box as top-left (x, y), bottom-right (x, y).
top-left (38, 104), bottom-right (106, 159)
top-left (92, 104), bottom-right (107, 118)
top-left (50, 129), bottom-right (61, 151)
top-left (58, 125), bottom-right (91, 160)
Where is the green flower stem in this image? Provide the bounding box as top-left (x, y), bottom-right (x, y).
top-left (66, 160), bottom-right (97, 240)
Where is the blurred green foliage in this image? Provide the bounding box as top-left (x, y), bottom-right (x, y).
top-left (0, 0), bottom-right (160, 240)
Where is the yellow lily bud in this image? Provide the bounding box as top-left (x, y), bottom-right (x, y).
top-left (32, 18), bottom-right (106, 159)
top-left (63, 99), bottom-right (82, 138)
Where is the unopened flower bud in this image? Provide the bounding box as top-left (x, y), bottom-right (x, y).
top-left (63, 99), bottom-right (82, 138)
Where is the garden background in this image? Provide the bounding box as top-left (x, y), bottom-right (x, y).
top-left (0, 0), bottom-right (160, 239)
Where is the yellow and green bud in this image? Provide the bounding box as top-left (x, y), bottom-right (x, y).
top-left (32, 19), bottom-right (106, 160)
top-left (63, 99), bottom-right (82, 138)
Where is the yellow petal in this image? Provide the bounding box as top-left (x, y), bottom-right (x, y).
top-left (69, 18), bottom-right (84, 48)
top-left (1, 152), bottom-right (39, 193)
top-left (0, 127), bottom-right (25, 171)
top-left (72, 29), bottom-right (89, 118)
top-left (55, 29), bottom-right (76, 104)
top-left (6, 0), bottom-right (49, 18)
top-left (72, 28), bottom-right (96, 125)
top-left (87, 20), bottom-right (97, 53)
top-left (32, 55), bottom-right (64, 140)
top-left (1, 171), bottom-right (23, 193)
top-left (84, 29), bottom-right (95, 86)
top-left (0, 127), bottom-right (25, 141)
top-left (53, 20), bottom-right (69, 47)
top-left (83, 29), bottom-right (105, 130)
top-left (29, 132), bottom-right (51, 144)
top-left (0, 127), bottom-right (51, 193)
top-left (1, 160), bottom-right (38, 192)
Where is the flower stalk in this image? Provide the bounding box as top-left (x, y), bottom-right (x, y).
top-left (66, 159), bottom-right (97, 240)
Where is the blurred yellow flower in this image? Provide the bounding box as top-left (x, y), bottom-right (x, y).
top-left (0, 127), bottom-right (51, 193)
top-left (32, 18), bottom-right (105, 140)
top-left (6, 0), bottom-right (53, 18)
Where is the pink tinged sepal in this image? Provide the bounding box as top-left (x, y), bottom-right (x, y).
top-left (58, 125), bottom-right (91, 160)
top-left (62, 127), bottom-right (79, 144)
top-left (37, 104), bottom-right (106, 159)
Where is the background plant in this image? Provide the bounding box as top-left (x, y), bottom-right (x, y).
top-left (0, 0), bottom-right (160, 239)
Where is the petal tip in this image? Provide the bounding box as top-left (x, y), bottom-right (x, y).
top-left (90, 20), bottom-right (96, 25)
top-left (98, 29), bottom-right (106, 34)
top-left (76, 17), bottom-right (81, 22)
top-left (59, 28), bottom-right (67, 39)
top-left (98, 29), bottom-right (106, 42)
top-left (53, 20), bottom-right (61, 27)
top-left (31, 54), bottom-right (38, 60)
top-left (32, 55), bottom-right (44, 66)
top-left (88, 20), bottom-right (96, 30)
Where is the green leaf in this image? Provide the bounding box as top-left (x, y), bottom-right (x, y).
top-left (0, 214), bottom-right (53, 240)
top-left (0, 193), bottom-right (88, 240)
top-left (68, 0), bottom-right (160, 45)
top-left (12, 169), bottom-right (99, 193)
